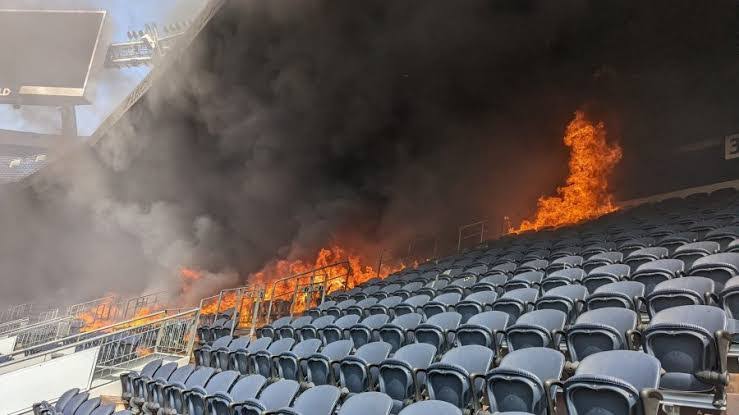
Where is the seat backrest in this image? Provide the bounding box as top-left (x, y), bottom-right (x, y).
top-left (389, 313), bottom-right (423, 329)
top-left (498, 347), bottom-right (565, 382)
top-left (54, 388), bottom-right (80, 411)
top-left (211, 335), bottom-right (233, 348)
top-left (359, 314), bottom-right (390, 329)
top-left (575, 350), bottom-right (661, 391)
top-left (440, 345), bottom-right (493, 375)
top-left (500, 288), bottom-right (539, 303)
top-left (61, 392), bottom-right (89, 415)
top-left (72, 397), bottom-right (100, 415)
top-left (334, 314), bottom-right (362, 328)
top-left (463, 291), bottom-right (498, 305)
top-left (465, 310), bottom-right (509, 331)
top-left (246, 336), bottom-right (273, 353)
top-left (229, 374), bottom-right (267, 401)
top-left (185, 366), bottom-right (215, 387)
top-left (291, 339), bottom-right (322, 357)
top-left (168, 364), bottom-right (196, 384)
top-left (290, 385), bottom-right (341, 415)
top-left (402, 294), bottom-right (431, 308)
top-left (257, 379), bottom-right (300, 411)
top-left (90, 403), bottom-right (115, 415)
top-left (291, 316), bottom-right (313, 328)
top-left (139, 359), bottom-right (163, 379)
top-left (378, 296), bottom-right (403, 308)
top-left (354, 341), bottom-right (392, 363)
top-left (267, 338), bottom-right (296, 354)
top-left (271, 316), bottom-right (292, 328)
top-left (337, 392), bottom-right (393, 415)
top-left (310, 315), bottom-right (336, 329)
top-left (356, 298), bottom-right (379, 308)
top-left (322, 339), bottom-right (354, 360)
top-left (392, 343), bottom-right (437, 370)
top-left (205, 370), bottom-right (239, 394)
top-left (425, 312), bottom-right (462, 331)
top-left (227, 336), bottom-right (250, 351)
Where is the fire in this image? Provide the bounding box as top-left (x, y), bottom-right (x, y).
top-left (76, 297), bottom-right (163, 333)
top-left (510, 110), bottom-right (622, 233)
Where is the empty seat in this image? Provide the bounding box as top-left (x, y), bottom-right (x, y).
top-left (208, 374), bottom-right (267, 415)
top-left (585, 281), bottom-right (644, 311)
top-left (275, 338), bottom-right (322, 381)
top-left (705, 226), bottom-right (739, 249)
top-left (369, 296), bottom-right (404, 316)
top-left (421, 293), bottom-right (462, 318)
top-left (348, 314), bottom-right (390, 347)
top-left (160, 366), bottom-right (215, 415)
top-left (298, 315), bottom-right (336, 341)
top-left (485, 347), bottom-right (565, 415)
top-left (688, 252), bottom-right (739, 288)
top-left (397, 400), bottom-right (462, 415)
top-left (582, 251), bottom-right (623, 274)
top-left (470, 274), bottom-right (509, 294)
top-left (229, 379), bottom-right (300, 415)
top-left (506, 309), bottom-right (567, 351)
top-left (564, 307), bottom-right (638, 365)
top-left (120, 359), bottom-right (162, 402)
top-left (624, 247), bottom-right (669, 271)
top-left (252, 338), bottom-right (295, 378)
top-left (491, 288), bottom-right (539, 325)
top-left (645, 276), bottom-right (716, 318)
top-left (534, 285), bottom-right (587, 323)
top-left (540, 268), bottom-right (585, 292)
top-left (455, 291), bottom-right (498, 323)
top-left (321, 314), bottom-right (360, 344)
top-left (375, 284), bottom-right (403, 300)
top-left (346, 298), bottom-right (379, 318)
top-left (213, 336), bottom-right (249, 371)
top-left (307, 301), bottom-right (336, 319)
top-left (546, 255), bottom-right (583, 273)
top-left (441, 275), bottom-right (478, 296)
top-left (272, 384), bottom-right (341, 415)
top-left (339, 341), bottom-right (392, 394)
top-left (142, 364), bottom-right (196, 414)
top-left (658, 232), bottom-right (696, 255)
top-left (259, 316), bottom-right (292, 339)
top-left (377, 343), bottom-right (437, 413)
top-left (195, 335), bottom-right (232, 367)
top-left (278, 316), bottom-right (314, 340)
top-left (394, 282), bottom-right (424, 300)
top-left (413, 311), bottom-right (461, 354)
top-left (337, 391), bottom-right (393, 415)
top-left (185, 370), bottom-right (239, 415)
top-left (487, 262), bottom-right (518, 277)
top-left (618, 238), bottom-right (654, 256)
top-left (726, 238), bottom-right (739, 253)
top-left (672, 241), bottom-right (721, 269)
top-left (643, 305), bottom-right (731, 406)
top-left (232, 336), bottom-right (272, 374)
top-left (304, 339), bottom-right (354, 386)
top-left (379, 313), bottom-right (423, 352)
top-left (326, 299), bottom-right (358, 318)
top-left (393, 295), bottom-right (430, 316)
top-left (580, 243), bottom-right (616, 260)
top-left (455, 310), bottom-right (508, 353)
top-left (582, 264), bottom-right (630, 294)
top-left (629, 258), bottom-right (684, 295)
top-left (721, 276), bottom-right (739, 318)
top-left (554, 350), bottom-right (661, 415)
top-left (504, 271), bottom-right (544, 291)
top-left (72, 397), bottom-right (100, 415)
top-left (426, 345), bottom-right (494, 412)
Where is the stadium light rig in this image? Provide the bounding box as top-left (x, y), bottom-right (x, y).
top-left (105, 21), bottom-right (192, 68)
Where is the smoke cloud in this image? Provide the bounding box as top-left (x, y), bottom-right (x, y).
top-left (0, 0), bottom-right (737, 307)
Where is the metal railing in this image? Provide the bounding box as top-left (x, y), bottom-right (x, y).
top-left (4, 316), bottom-right (79, 351)
top-left (0, 303), bottom-right (33, 323)
top-left (0, 318), bottom-right (29, 336)
top-left (458, 220), bottom-right (488, 251)
top-left (0, 309), bottom-right (199, 381)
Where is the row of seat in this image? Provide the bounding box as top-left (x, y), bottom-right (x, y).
top-left (33, 388), bottom-right (124, 415)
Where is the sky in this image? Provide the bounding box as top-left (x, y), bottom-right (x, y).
top-left (0, 0), bottom-right (207, 137)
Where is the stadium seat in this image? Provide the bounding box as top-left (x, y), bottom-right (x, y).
top-left (345, 298), bottom-right (379, 318)
top-left (142, 364), bottom-right (196, 414)
top-left (195, 335), bottom-right (232, 367)
top-left (272, 385), bottom-right (341, 415)
top-left (688, 252), bottom-right (739, 287)
top-left (455, 310), bottom-right (508, 353)
top-left (297, 315), bottom-right (335, 341)
top-left (720, 275), bottom-right (739, 318)
top-left (307, 300), bottom-right (336, 319)
top-left (672, 241), bottom-right (721, 269)
top-left (585, 281), bottom-right (644, 311)
top-left (624, 247), bottom-right (669, 271)
top-left (159, 366), bottom-right (215, 415)
top-left (421, 293), bottom-right (462, 318)
top-left (275, 338), bottom-right (322, 381)
top-left (128, 362), bottom-right (177, 410)
top-left (278, 316), bottom-right (314, 339)
top-left (581, 264), bottom-right (630, 293)
top-left (546, 255), bottom-right (583, 273)
top-left (454, 291), bottom-right (498, 323)
top-left (506, 309), bottom-right (567, 351)
top-left (207, 374), bottom-right (267, 414)
top-left (503, 271), bottom-right (544, 291)
top-left (369, 296), bottom-right (403, 316)
top-left (540, 268), bottom-right (586, 292)
top-left (629, 258), bottom-right (684, 295)
top-left (379, 313), bottom-right (423, 352)
top-left (303, 339), bottom-right (354, 386)
top-left (377, 343), bottom-right (437, 413)
top-left (120, 359), bottom-right (161, 402)
top-left (393, 295), bottom-right (430, 316)
top-left (425, 345), bottom-right (494, 412)
top-left (339, 341), bottom-right (392, 394)
top-left (259, 316), bottom-right (292, 339)
top-left (338, 391), bottom-right (393, 415)
top-left (184, 370), bottom-right (239, 415)
top-left (229, 379), bottom-right (299, 415)
top-left (705, 226), bottom-right (739, 249)
top-left (397, 400), bottom-right (462, 415)
top-left (644, 276), bottom-right (716, 318)
top-left (485, 347), bottom-right (565, 415)
top-left (252, 338), bottom-right (295, 378)
top-left (413, 311), bottom-right (461, 354)
top-left (321, 314), bottom-right (360, 344)
top-left (213, 336), bottom-right (249, 371)
top-left (491, 288), bottom-right (539, 325)
top-left (326, 299), bottom-right (359, 318)
top-left (348, 314), bottom-right (390, 347)
top-left (563, 307), bottom-right (639, 366)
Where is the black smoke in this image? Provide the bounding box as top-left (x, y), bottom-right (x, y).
top-left (0, 0), bottom-right (737, 306)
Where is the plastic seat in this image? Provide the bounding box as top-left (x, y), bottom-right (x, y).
top-left (275, 338), bottom-right (322, 381)
top-left (553, 350), bottom-right (661, 415)
top-left (369, 296), bottom-right (404, 316)
top-left (252, 338), bottom-right (295, 378)
top-left (337, 392), bottom-right (393, 415)
top-left (721, 276), bottom-right (739, 318)
top-left (195, 335), bottom-right (232, 367)
top-left (259, 316), bottom-right (292, 339)
top-left (564, 307), bottom-right (638, 365)
top-left (38, 387), bottom-right (78, 415)
top-left (672, 241), bottom-right (721, 270)
top-left (208, 377), bottom-right (267, 413)
top-left (160, 366), bottom-right (215, 415)
top-left (540, 268), bottom-right (585, 292)
top-left (321, 314), bottom-right (360, 344)
top-left (72, 397), bottom-right (100, 415)
top-left (503, 271), bottom-right (543, 292)
top-left (486, 348), bottom-right (565, 415)
top-left (393, 295), bottom-right (430, 317)
top-left (90, 404), bottom-right (115, 415)
top-left (441, 275), bottom-right (478, 296)
top-left (278, 316), bottom-right (314, 340)
top-left (455, 291), bottom-right (498, 323)
top-left (303, 339), bottom-right (354, 386)
top-left (127, 362), bottom-right (177, 410)
top-left (307, 301), bottom-right (336, 319)
top-left (518, 259), bottom-right (549, 273)
top-left (185, 370), bottom-right (239, 415)
top-left (470, 274), bottom-right (509, 294)
top-left (393, 282), bottom-right (424, 300)
top-left (377, 343), bottom-right (437, 413)
top-left (486, 262), bottom-right (518, 278)
top-left (506, 309), bottom-right (567, 351)
top-left (345, 298), bottom-right (379, 318)
top-left (643, 305), bottom-right (731, 406)
top-left (727, 238), bottom-right (739, 253)
top-left (534, 285), bottom-right (587, 323)
top-left (658, 232), bottom-right (696, 255)
top-left (491, 288), bottom-right (539, 326)
top-left (455, 310), bottom-right (508, 355)
top-left (688, 252), bottom-right (739, 288)
top-left (120, 358), bottom-right (162, 402)
top-left (546, 255), bottom-right (583, 273)
top-left (397, 400), bottom-right (462, 415)
top-left (298, 315), bottom-right (335, 341)
top-left (326, 299), bottom-right (358, 318)
top-left (582, 264), bottom-right (630, 293)
top-left (271, 384), bottom-right (341, 415)
top-left (339, 341), bottom-right (392, 394)
top-left (378, 313), bottom-right (423, 352)
top-left (624, 247), bottom-right (669, 271)
top-left (232, 336), bottom-right (272, 374)
top-left (585, 281), bottom-right (644, 311)
top-left (348, 314), bottom-right (390, 347)
top-left (229, 379), bottom-right (300, 415)
top-left (425, 345), bottom-right (494, 412)
top-left (214, 336), bottom-right (249, 371)
top-left (629, 258), bottom-right (684, 295)
top-left (421, 293), bottom-right (462, 318)
top-left (375, 284), bottom-right (403, 300)
top-left (413, 311), bottom-right (462, 354)
top-left (143, 364), bottom-right (196, 414)
top-left (645, 276), bottom-right (716, 318)
top-left (618, 238), bottom-right (654, 257)
top-left (580, 243), bottom-right (616, 261)
top-left (582, 251), bottom-right (623, 274)
top-left (705, 226), bottom-right (739, 249)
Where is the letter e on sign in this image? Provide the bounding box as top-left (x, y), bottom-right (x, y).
top-left (726, 134), bottom-right (739, 160)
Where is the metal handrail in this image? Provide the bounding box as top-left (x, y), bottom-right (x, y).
top-left (0, 315), bottom-right (77, 338)
top-left (0, 308), bottom-right (196, 366)
top-left (0, 317), bottom-right (29, 335)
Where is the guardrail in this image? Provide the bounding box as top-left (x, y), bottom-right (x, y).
top-left (0, 318), bottom-right (29, 336)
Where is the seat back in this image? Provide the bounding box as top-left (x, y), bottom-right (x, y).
top-left (323, 314), bottom-right (361, 344)
top-left (290, 385), bottom-right (341, 415)
top-left (340, 342), bottom-right (392, 393)
top-left (306, 340), bottom-right (354, 385)
top-left (350, 314), bottom-right (390, 347)
top-left (256, 379), bottom-right (301, 412)
top-left (456, 310), bottom-right (508, 349)
top-left (378, 342), bottom-right (438, 404)
top-left (456, 291), bottom-right (498, 323)
top-left (506, 309), bottom-right (566, 351)
top-left (415, 312), bottom-right (461, 352)
top-left (426, 345), bottom-right (494, 410)
top-left (567, 307), bottom-right (637, 363)
top-left (379, 313), bottom-right (423, 352)
top-left (73, 397), bottom-right (100, 415)
top-left (338, 392), bottom-right (393, 415)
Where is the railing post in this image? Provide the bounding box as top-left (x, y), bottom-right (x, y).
top-left (265, 282), bottom-right (276, 323)
top-left (249, 288), bottom-right (262, 337)
top-left (231, 287), bottom-right (245, 336)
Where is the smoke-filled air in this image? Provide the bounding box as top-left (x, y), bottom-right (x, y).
top-left (0, 0), bottom-right (737, 310)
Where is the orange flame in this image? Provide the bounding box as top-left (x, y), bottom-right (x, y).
top-left (76, 297), bottom-right (163, 333)
top-left (510, 110), bottom-right (622, 233)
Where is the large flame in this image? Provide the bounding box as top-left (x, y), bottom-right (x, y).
top-left (510, 110), bottom-right (622, 233)
top-left (76, 297), bottom-right (162, 333)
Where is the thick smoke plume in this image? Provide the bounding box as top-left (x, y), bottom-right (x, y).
top-left (0, 0), bottom-right (737, 307)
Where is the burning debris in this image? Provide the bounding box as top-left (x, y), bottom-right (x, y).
top-left (510, 111), bottom-right (622, 233)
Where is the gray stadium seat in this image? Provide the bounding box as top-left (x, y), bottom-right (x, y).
top-left (421, 293), bottom-right (462, 318)
top-left (271, 384), bottom-right (341, 415)
top-left (455, 291), bottom-right (498, 323)
top-left (207, 374), bottom-right (267, 415)
top-left (321, 314), bottom-right (360, 344)
top-left (160, 366), bottom-right (215, 415)
top-left (185, 370), bottom-right (239, 415)
top-left (339, 341), bottom-right (392, 394)
top-left (278, 316), bottom-right (314, 340)
top-left (304, 339), bottom-right (354, 386)
top-left (232, 336), bottom-right (272, 374)
top-left (688, 252), bottom-right (739, 288)
top-left (377, 343), bottom-right (437, 413)
top-left (425, 345), bottom-right (494, 412)
top-left (230, 379), bottom-right (300, 415)
top-left (645, 276), bottom-right (716, 318)
top-left (337, 392), bottom-right (393, 415)
top-left (629, 258), bottom-right (684, 295)
top-left (348, 314), bottom-right (390, 347)
top-left (585, 281), bottom-right (644, 311)
top-left (393, 295), bottom-right (430, 317)
top-left (275, 338), bottom-right (322, 381)
top-left (143, 364), bottom-right (195, 414)
top-left (582, 263), bottom-right (630, 293)
top-left (379, 313), bottom-right (423, 352)
top-left (564, 307), bottom-right (639, 365)
top-left (504, 271), bottom-right (544, 292)
top-left (413, 311), bottom-right (461, 354)
top-left (298, 315), bottom-right (336, 341)
top-left (397, 400), bottom-right (462, 415)
top-left (120, 359), bottom-right (161, 401)
top-left (455, 310), bottom-right (508, 354)
top-left (491, 288), bottom-right (539, 325)
top-left (534, 284), bottom-right (587, 323)
top-left (506, 309), bottom-right (567, 351)
top-left (252, 337), bottom-right (295, 378)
